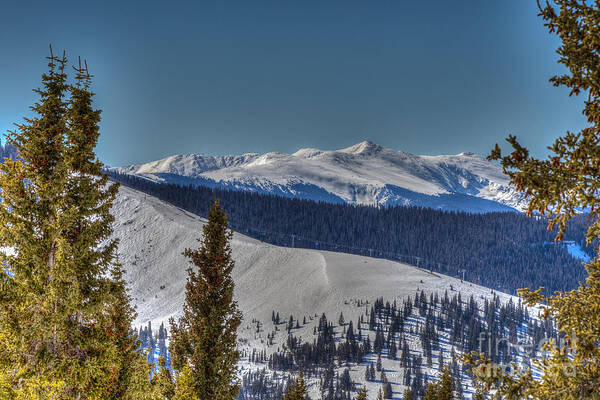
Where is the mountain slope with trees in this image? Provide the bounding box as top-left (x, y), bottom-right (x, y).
top-left (110, 171), bottom-right (590, 295)
top-left (111, 185), bottom-right (547, 400)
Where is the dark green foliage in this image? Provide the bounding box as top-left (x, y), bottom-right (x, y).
top-left (0, 50), bottom-right (146, 398)
top-left (423, 367), bottom-right (453, 400)
top-left (110, 172), bottom-right (590, 295)
top-left (282, 371), bottom-right (308, 400)
top-left (169, 199), bottom-right (242, 400)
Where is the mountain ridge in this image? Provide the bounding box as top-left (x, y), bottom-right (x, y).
top-left (114, 141), bottom-right (526, 212)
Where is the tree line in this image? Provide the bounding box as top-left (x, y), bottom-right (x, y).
top-left (109, 171), bottom-right (591, 295)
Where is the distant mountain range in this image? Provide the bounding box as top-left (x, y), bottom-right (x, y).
top-left (114, 141), bottom-right (526, 213)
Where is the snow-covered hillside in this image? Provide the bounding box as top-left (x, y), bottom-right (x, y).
top-left (113, 186), bottom-right (514, 329)
top-left (114, 141), bottom-right (526, 213)
top-left (113, 186), bottom-right (532, 399)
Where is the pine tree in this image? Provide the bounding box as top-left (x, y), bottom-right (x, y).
top-left (169, 199), bottom-right (242, 400)
top-left (355, 386), bottom-right (368, 400)
top-left (104, 266), bottom-right (152, 398)
top-left (423, 367), bottom-right (453, 400)
top-left (152, 357), bottom-right (175, 400)
top-left (383, 381), bottom-right (392, 399)
top-left (282, 371), bottom-right (308, 400)
top-left (404, 387), bottom-right (413, 400)
top-left (0, 47), bottom-right (70, 397)
top-left (173, 364), bottom-right (199, 400)
top-left (437, 367), bottom-right (454, 400)
top-left (423, 380), bottom-right (439, 400)
top-left (0, 50), bottom-right (142, 398)
top-left (463, 1), bottom-right (600, 399)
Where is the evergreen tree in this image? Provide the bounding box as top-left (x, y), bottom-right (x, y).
top-left (0, 50), bottom-right (142, 398)
top-left (370, 364), bottom-right (376, 381)
top-left (437, 367), bottom-right (454, 400)
top-left (173, 364), bottom-right (199, 400)
top-left (464, 1), bottom-right (600, 399)
top-left (423, 368), bottom-right (455, 400)
top-left (383, 381), bottom-right (392, 399)
top-left (355, 386), bottom-right (368, 400)
top-left (423, 380), bottom-right (439, 400)
top-left (105, 266), bottom-right (152, 398)
top-left (152, 357), bottom-right (175, 400)
top-left (404, 387), bottom-right (413, 400)
top-left (169, 199), bottom-right (242, 400)
top-left (282, 371), bottom-right (308, 400)
top-left (388, 340), bottom-right (397, 359)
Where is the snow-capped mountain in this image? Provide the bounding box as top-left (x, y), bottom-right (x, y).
top-left (114, 141), bottom-right (526, 213)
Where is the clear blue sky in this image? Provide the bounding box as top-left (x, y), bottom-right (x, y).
top-left (0, 0), bottom-right (587, 166)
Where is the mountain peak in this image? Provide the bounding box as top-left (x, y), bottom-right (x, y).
top-left (115, 141), bottom-right (525, 212)
top-left (339, 141), bottom-right (384, 155)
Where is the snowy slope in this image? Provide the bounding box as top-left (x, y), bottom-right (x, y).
top-left (113, 186), bottom-right (529, 398)
top-left (113, 185), bottom-right (515, 329)
top-left (114, 141), bottom-right (526, 213)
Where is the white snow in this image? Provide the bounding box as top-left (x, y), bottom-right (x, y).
top-left (113, 141), bottom-right (527, 212)
top-left (112, 186), bottom-right (534, 399)
top-left (112, 185), bottom-right (515, 329)
top-left (565, 241), bottom-right (591, 263)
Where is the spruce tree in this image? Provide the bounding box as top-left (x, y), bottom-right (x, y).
top-left (463, 1), bottom-right (600, 399)
top-left (0, 49), bottom-right (70, 396)
top-left (0, 50), bottom-right (143, 398)
top-left (169, 199), bottom-right (242, 400)
top-left (355, 386), bottom-right (368, 400)
top-left (437, 367), bottom-right (454, 400)
top-left (423, 367), bottom-right (453, 400)
top-left (423, 381), bottom-right (439, 400)
top-left (383, 381), bottom-right (392, 399)
top-left (282, 371), bottom-right (308, 400)
top-left (152, 357), bottom-right (175, 400)
top-left (172, 364), bottom-right (199, 400)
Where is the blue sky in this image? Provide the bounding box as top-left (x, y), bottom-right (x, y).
top-left (0, 1), bottom-right (587, 166)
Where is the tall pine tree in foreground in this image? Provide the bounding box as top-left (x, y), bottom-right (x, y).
top-left (169, 199), bottom-right (242, 400)
top-left (67, 58), bottom-right (148, 399)
top-left (463, 1), bottom-right (600, 399)
top-left (0, 50), bottom-right (147, 399)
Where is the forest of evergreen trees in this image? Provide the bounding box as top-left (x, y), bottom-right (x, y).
top-left (109, 171), bottom-right (592, 295)
top-left (230, 290), bottom-right (554, 399)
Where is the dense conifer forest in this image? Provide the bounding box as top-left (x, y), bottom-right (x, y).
top-left (109, 172), bottom-right (592, 295)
